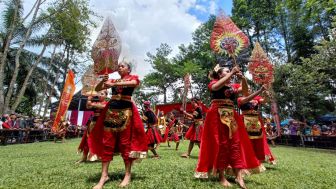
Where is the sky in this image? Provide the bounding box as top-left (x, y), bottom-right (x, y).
top-left (88, 0), bottom-right (233, 79)
top-left (0, 0), bottom-right (233, 83)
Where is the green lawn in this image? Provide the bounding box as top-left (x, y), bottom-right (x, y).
top-left (0, 139), bottom-right (335, 189)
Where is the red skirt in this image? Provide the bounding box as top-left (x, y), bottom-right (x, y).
top-left (168, 133), bottom-right (180, 142)
top-left (242, 115), bottom-right (276, 164)
top-left (262, 126), bottom-right (276, 164)
top-left (88, 102), bottom-right (148, 163)
top-left (146, 126), bottom-right (162, 145)
top-left (185, 121), bottom-right (203, 142)
top-left (195, 104), bottom-right (245, 178)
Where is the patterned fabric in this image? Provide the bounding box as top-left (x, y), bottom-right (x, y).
top-left (92, 17), bottom-right (121, 75)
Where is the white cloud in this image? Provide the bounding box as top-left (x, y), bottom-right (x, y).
top-left (89, 0), bottom-right (202, 79)
top-left (209, 0), bottom-right (217, 15)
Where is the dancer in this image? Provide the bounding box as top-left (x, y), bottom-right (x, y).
top-left (238, 86), bottom-right (276, 164)
top-left (195, 65), bottom-right (251, 188)
top-left (54, 120), bottom-right (67, 143)
top-left (181, 98), bottom-right (203, 158)
top-left (143, 101), bottom-right (161, 158)
top-left (157, 111), bottom-right (167, 139)
top-left (163, 112), bottom-right (180, 150)
top-left (77, 90), bottom-right (108, 163)
top-left (89, 61), bottom-right (148, 188)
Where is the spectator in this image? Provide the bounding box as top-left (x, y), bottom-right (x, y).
top-left (330, 126), bottom-right (336, 136)
top-left (289, 121), bottom-right (299, 146)
top-left (8, 113), bottom-right (20, 129)
top-left (312, 125), bottom-right (321, 136)
top-left (283, 125), bottom-right (290, 135)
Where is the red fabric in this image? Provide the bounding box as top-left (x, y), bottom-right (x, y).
top-left (78, 131), bottom-right (89, 155)
top-left (236, 114), bottom-right (263, 168)
top-left (2, 122), bottom-right (10, 129)
top-left (185, 123), bottom-right (203, 142)
top-left (168, 133), bottom-right (180, 142)
top-left (101, 120), bottom-right (132, 162)
top-left (261, 120), bottom-right (276, 162)
top-left (82, 111), bottom-right (94, 126)
top-left (163, 119), bottom-right (176, 142)
top-left (88, 102), bottom-right (148, 162)
top-left (146, 127), bottom-right (162, 145)
top-left (70, 110), bottom-right (78, 125)
top-left (196, 104), bottom-right (245, 174)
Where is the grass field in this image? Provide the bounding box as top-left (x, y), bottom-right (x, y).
top-left (0, 139), bottom-right (335, 189)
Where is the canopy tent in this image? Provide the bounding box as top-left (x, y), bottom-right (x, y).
top-left (280, 119), bottom-right (291, 127)
top-left (317, 114), bottom-right (336, 123)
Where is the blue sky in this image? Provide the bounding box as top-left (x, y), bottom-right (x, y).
top-left (188, 0), bottom-right (233, 21)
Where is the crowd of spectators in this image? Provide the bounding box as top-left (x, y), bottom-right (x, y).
top-left (267, 120), bottom-right (336, 149)
top-left (0, 113), bottom-right (83, 145)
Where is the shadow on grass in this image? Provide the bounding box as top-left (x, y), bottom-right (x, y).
top-left (87, 172), bottom-right (147, 184)
top-left (264, 166), bottom-right (278, 171)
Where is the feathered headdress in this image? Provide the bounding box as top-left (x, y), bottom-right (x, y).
top-left (248, 42), bottom-right (274, 85)
top-left (91, 17), bottom-right (121, 75)
top-left (210, 11), bottom-right (249, 58)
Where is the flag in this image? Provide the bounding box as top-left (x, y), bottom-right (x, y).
top-left (52, 70), bottom-right (76, 132)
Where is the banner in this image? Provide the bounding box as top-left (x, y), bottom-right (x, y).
top-left (52, 70), bottom-right (76, 132)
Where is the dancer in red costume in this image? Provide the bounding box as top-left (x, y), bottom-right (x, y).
top-left (143, 101), bottom-right (161, 158)
top-left (195, 65), bottom-right (260, 189)
top-left (163, 112), bottom-right (180, 150)
top-left (238, 86), bottom-right (276, 165)
top-left (89, 62), bottom-right (148, 188)
top-left (181, 98), bottom-right (203, 158)
top-left (77, 90), bottom-right (108, 163)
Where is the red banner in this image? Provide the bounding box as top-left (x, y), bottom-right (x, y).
top-left (52, 70), bottom-right (76, 132)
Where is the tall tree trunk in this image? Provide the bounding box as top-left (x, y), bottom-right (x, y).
top-left (37, 45), bottom-right (57, 115)
top-left (163, 87), bottom-right (167, 104)
top-left (4, 0), bottom-right (42, 113)
top-left (279, 12), bottom-right (291, 62)
top-left (10, 44), bottom-right (47, 111)
top-left (0, 0), bottom-right (20, 114)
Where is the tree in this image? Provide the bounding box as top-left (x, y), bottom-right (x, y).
top-left (143, 43), bottom-right (179, 103)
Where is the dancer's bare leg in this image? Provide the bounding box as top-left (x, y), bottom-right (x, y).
top-left (175, 142), bottom-right (180, 150)
top-left (234, 168), bottom-right (247, 189)
top-left (93, 161), bottom-right (110, 189)
top-left (181, 142), bottom-right (194, 157)
top-left (119, 162), bottom-right (132, 187)
top-left (219, 170), bottom-right (232, 187)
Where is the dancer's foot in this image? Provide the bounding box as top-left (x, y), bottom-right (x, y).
top-left (220, 179), bottom-right (232, 187)
top-left (75, 159), bottom-right (86, 164)
top-left (180, 153), bottom-right (189, 158)
top-left (93, 175), bottom-right (110, 189)
top-left (119, 174), bottom-right (131, 187)
top-left (152, 155), bottom-right (160, 159)
top-left (235, 178), bottom-right (247, 189)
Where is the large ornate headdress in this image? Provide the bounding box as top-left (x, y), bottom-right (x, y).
top-left (248, 42), bottom-right (274, 85)
top-left (210, 11), bottom-right (249, 65)
top-left (91, 17), bottom-right (122, 75)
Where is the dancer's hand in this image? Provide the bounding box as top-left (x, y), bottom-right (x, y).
top-left (104, 81), bottom-right (115, 87)
top-left (236, 71), bottom-right (244, 79)
top-left (102, 74), bottom-right (109, 82)
top-left (231, 66), bottom-right (240, 74)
